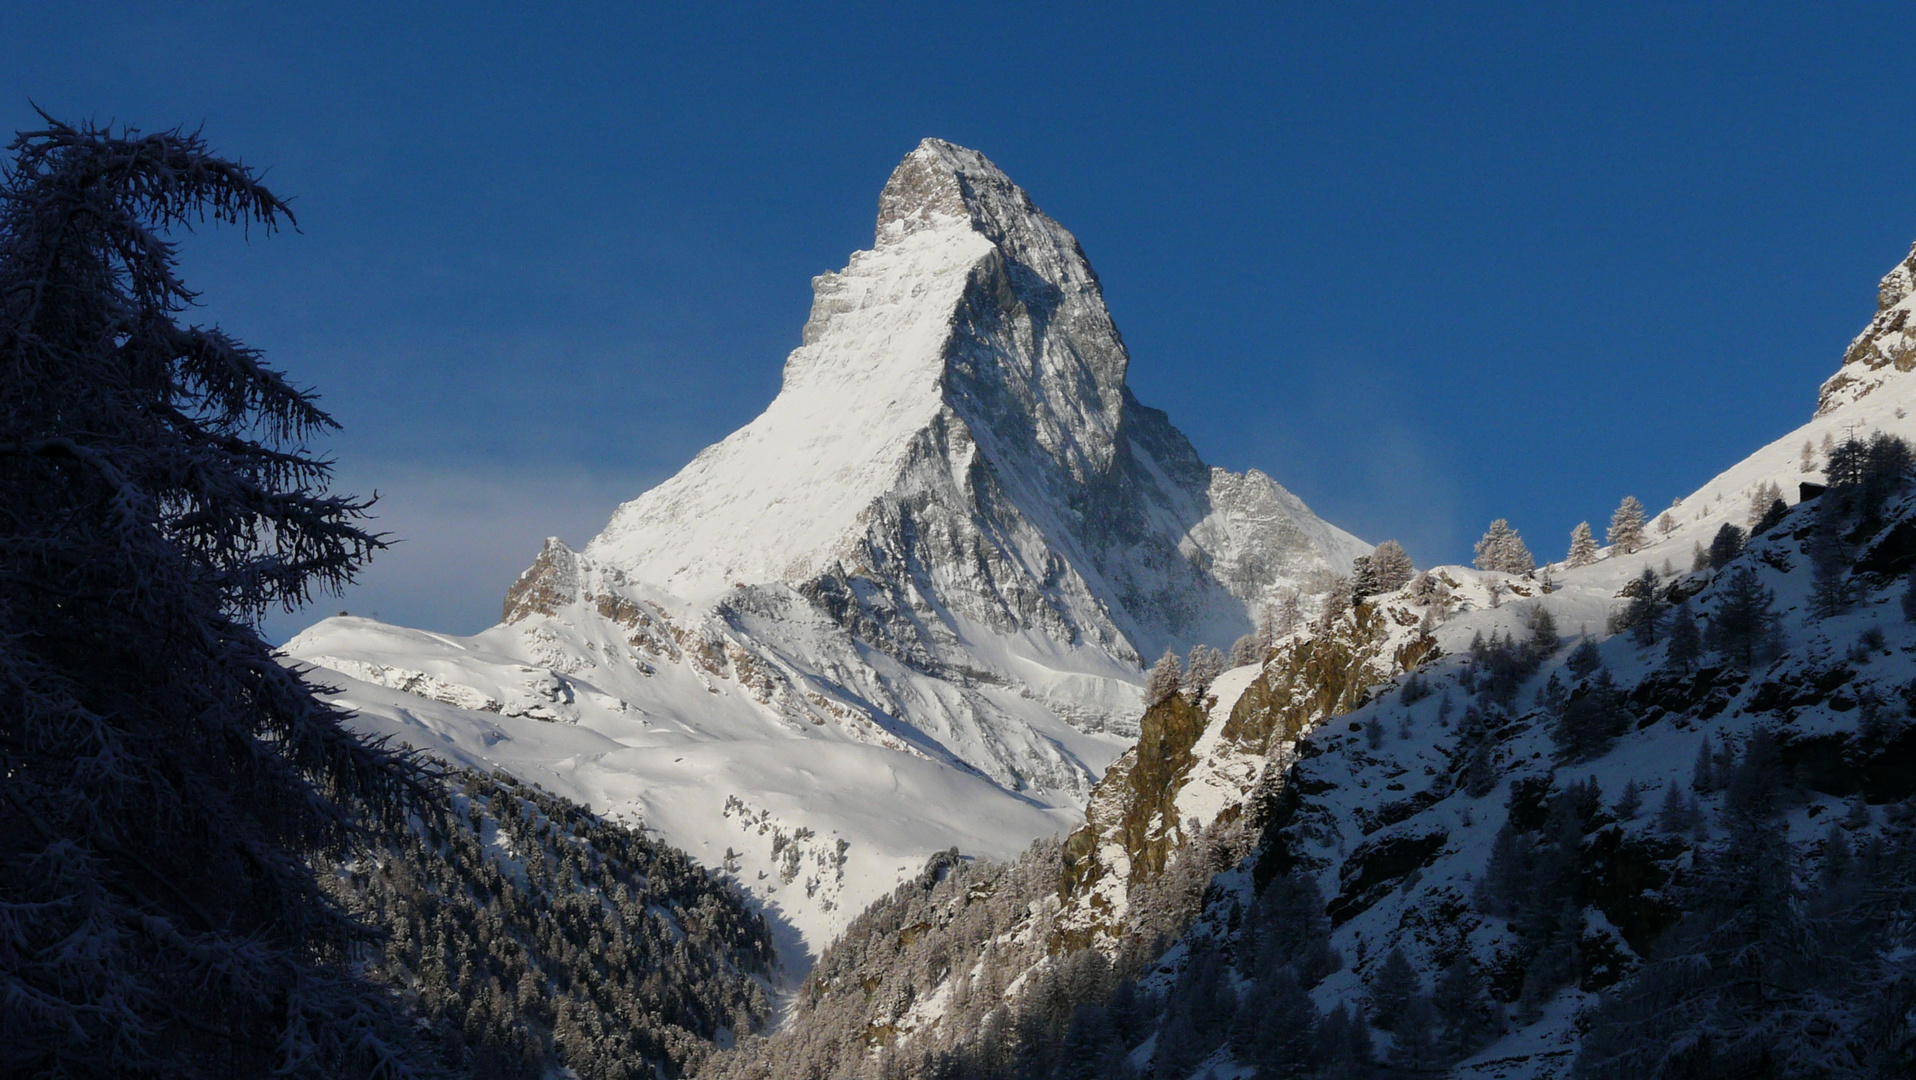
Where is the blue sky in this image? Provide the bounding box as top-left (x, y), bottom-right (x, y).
top-left (10, 3), bottom-right (1916, 640)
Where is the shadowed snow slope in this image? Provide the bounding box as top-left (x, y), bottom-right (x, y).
top-left (284, 139), bottom-right (1365, 965)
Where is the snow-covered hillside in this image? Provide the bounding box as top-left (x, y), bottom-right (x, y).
top-left (1006, 240), bottom-right (1916, 1078)
top-left (284, 139), bottom-right (1366, 964)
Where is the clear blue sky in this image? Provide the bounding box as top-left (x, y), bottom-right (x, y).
top-left (10, 3), bottom-right (1916, 640)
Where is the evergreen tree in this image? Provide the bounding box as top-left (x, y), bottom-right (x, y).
top-left (0, 115), bottom-right (441, 1077)
top-left (1613, 779), bottom-right (1643, 821)
top-left (1320, 575), bottom-right (1353, 626)
top-left (1432, 954), bottom-right (1501, 1062)
top-left (1385, 995), bottom-right (1442, 1075)
top-left (1566, 521), bottom-right (1600, 567)
top-left (1370, 539), bottom-right (1416, 592)
top-left (1807, 523), bottom-right (1854, 618)
top-left (1692, 736), bottom-right (1719, 794)
top-left (1566, 638), bottom-right (1604, 678)
top-left (1664, 602), bottom-right (1701, 671)
top-left (1229, 631), bottom-right (1264, 669)
top-left (1576, 744), bottom-right (1843, 1079)
top-left (1619, 567), bottom-right (1666, 646)
top-left (1145, 649), bottom-right (1183, 706)
top-left (1706, 566), bottom-right (1781, 668)
top-left (1366, 946), bottom-right (1421, 1031)
top-left (1184, 644), bottom-right (1223, 698)
top-left (1232, 966), bottom-right (1317, 1078)
top-left (1464, 740), bottom-right (1499, 798)
top-left (1827, 435), bottom-right (1867, 488)
top-left (1272, 589), bottom-right (1304, 637)
top-left (1313, 1001), bottom-right (1376, 1080)
top-left (1474, 519), bottom-right (1535, 574)
top-left (1524, 603), bottom-right (1561, 660)
top-left (1553, 670), bottom-right (1631, 761)
top-left (1607, 495), bottom-right (1647, 554)
top-left (1655, 784), bottom-right (1696, 834)
top-left (1750, 497), bottom-right (1788, 536)
top-left (1349, 553), bottom-right (1379, 606)
top-left (1655, 511), bottom-right (1677, 537)
top-left (1745, 481), bottom-right (1784, 528)
top-left (1706, 522), bottom-right (1745, 570)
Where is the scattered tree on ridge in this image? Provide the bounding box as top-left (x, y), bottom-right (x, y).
top-left (1370, 539), bottom-right (1416, 592)
top-left (1146, 649), bottom-right (1184, 706)
top-left (1608, 495), bottom-right (1648, 554)
top-left (1184, 644), bottom-right (1223, 699)
top-left (1475, 519), bottom-right (1536, 574)
top-left (1566, 521), bottom-right (1600, 568)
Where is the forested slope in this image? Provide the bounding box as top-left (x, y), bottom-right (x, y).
top-left (327, 768), bottom-right (775, 1079)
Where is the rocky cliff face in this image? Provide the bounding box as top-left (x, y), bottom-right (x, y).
top-left (1818, 240), bottom-right (1916, 415)
top-left (285, 139), bottom-right (1366, 959)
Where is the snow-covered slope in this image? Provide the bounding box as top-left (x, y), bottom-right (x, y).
top-left (285, 139), bottom-right (1365, 964)
top-left (1031, 237), bottom-right (1916, 1078)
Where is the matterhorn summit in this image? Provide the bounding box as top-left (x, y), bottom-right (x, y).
top-left (285, 139), bottom-right (1367, 957)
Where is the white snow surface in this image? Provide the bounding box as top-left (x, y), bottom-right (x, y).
top-left (285, 139), bottom-right (1366, 969)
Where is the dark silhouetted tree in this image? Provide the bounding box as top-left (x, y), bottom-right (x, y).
top-left (1706, 567), bottom-right (1781, 668)
top-left (1707, 522), bottom-right (1745, 570)
top-left (0, 114), bottom-right (436, 1077)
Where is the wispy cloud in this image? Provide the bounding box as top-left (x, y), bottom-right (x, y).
top-left (262, 462), bottom-right (655, 643)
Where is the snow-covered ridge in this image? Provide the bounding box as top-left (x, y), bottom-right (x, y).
top-left (286, 139), bottom-right (1367, 964)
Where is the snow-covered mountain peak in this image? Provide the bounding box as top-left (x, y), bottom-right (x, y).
top-left (285, 140), bottom-right (1368, 961)
top-left (1817, 237), bottom-right (1916, 415)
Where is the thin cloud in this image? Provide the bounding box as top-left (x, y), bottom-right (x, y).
top-left (262, 462), bottom-right (653, 643)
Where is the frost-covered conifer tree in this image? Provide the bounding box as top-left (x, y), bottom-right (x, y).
top-left (1145, 649), bottom-right (1183, 706)
top-left (1745, 481), bottom-right (1784, 527)
top-left (1475, 519), bottom-right (1535, 574)
top-left (1370, 539), bottom-right (1415, 592)
top-left (1348, 553), bottom-right (1379, 605)
top-left (1228, 632), bottom-right (1262, 668)
top-left (1183, 644), bottom-right (1223, 699)
top-left (1750, 497), bottom-right (1788, 536)
top-left (1272, 588), bottom-right (1304, 637)
top-left (0, 114), bottom-right (435, 1077)
top-left (1566, 521), bottom-right (1599, 568)
top-left (1607, 495), bottom-right (1647, 554)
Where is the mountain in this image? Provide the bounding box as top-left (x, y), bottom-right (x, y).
top-left (697, 237), bottom-right (1916, 1079)
top-left (283, 139), bottom-right (1366, 962)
